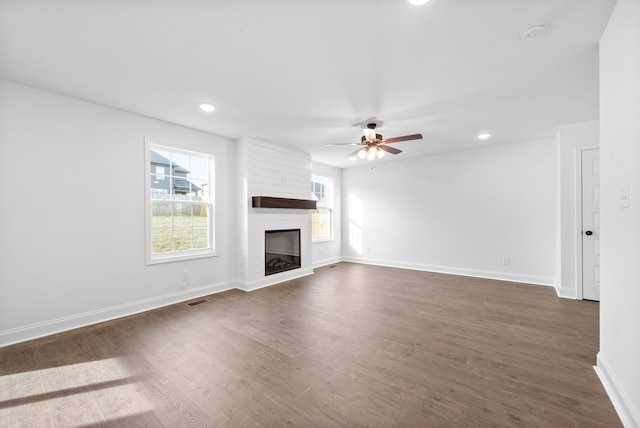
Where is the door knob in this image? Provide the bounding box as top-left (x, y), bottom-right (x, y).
top-left (585, 230), bottom-right (593, 236)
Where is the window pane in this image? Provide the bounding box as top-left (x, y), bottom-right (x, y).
top-left (171, 152), bottom-right (191, 181)
top-left (190, 179), bottom-right (208, 201)
top-left (152, 204), bottom-right (172, 228)
top-left (151, 148), bottom-right (171, 161)
top-left (312, 207), bottom-right (332, 239)
top-left (193, 205), bottom-right (208, 227)
top-left (155, 166), bottom-right (166, 180)
top-left (311, 176), bottom-right (333, 240)
top-left (193, 227), bottom-right (208, 249)
top-left (150, 178), bottom-right (170, 199)
top-left (189, 156), bottom-right (209, 182)
top-left (173, 204), bottom-right (192, 227)
top-left (173, 228), bottom-right (193, 251)
top-left (150, 148), bottom-right (171, 180)
top-left (151, 190), bottom-right (169, 200)
top-left (311, 175), bottom-right (331, 209)
top-left (152, 228), bottom-right (173, 253)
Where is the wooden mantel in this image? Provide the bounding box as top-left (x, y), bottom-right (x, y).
top-left (252, 196), bottom-right (317, 210)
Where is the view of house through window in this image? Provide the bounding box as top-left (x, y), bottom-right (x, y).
top-left (146, 139), bottom-right (214, 263)
top-left (311, 175), bottom-right (333, 241)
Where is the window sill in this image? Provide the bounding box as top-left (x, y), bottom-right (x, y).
top-left (312, 238), bottom-right (334, 244)
top-left (146, 251), bottom-right (219, 265)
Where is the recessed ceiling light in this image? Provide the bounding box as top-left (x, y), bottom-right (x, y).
top-left (406, 0), bottom-right (430, 5)
top-left (199, 103), bottom-right (216, 113)
top-left (478, 133), bottom-right (491, 140)
top-left (520, 24), bottom-right (547, 40)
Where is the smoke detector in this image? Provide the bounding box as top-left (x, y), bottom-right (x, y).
top-left (520, 24), bottom-right (548, 40)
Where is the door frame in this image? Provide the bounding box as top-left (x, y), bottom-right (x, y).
top-left (575, 144), bottom-right (599, 300)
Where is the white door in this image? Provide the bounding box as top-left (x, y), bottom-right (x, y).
top-left (582, 149), bottom-right (600, 301)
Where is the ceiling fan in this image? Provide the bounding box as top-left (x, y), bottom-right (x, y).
top-left (326, 123), bottom-right (423, 161)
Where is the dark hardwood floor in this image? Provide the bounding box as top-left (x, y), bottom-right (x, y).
top-left (0, 263), bottom-right (622, 427)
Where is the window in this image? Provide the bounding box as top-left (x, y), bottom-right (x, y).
top-left (145, 139), bottom-right (215, 264)
top-left (155, 166), bottom-right (165, 181)
top-left (311, 175), bottom-right (333, 241)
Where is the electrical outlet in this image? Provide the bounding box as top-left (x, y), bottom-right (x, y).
top-left (620, 184), bottom-right (629, 208)
top-left (181, 271), bottom-right (189, 281)
top-left (503, 257), bottom-right (510, 266)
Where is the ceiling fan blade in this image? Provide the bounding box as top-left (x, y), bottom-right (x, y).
top-left (323, 142), bottom-right (363, 146)
top-left (378, 144), bottom-right (402, 155)
top-left (383, 133), bottom-right (423, 144)
top-left (363, 128), bottom-right (376, 142)
top-left (347, 147), bottom-right (364, 159)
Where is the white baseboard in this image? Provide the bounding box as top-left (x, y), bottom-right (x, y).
top-left (1, 267), bottom-right (317, 348)
top-left (312, 256), bottom-right (342, 269)
top-left (595, 353), bottom-right (640, 428)
top-left (554, 285), bottom-right (577, 299)
top-left (0, 280), bottom-right (235, 348)
top-left (236, 267), bottom-right (314, 292)
top-left (0, 260), bottom-right (555, 348)
top-left (341, 256), bottom-right (555, 287)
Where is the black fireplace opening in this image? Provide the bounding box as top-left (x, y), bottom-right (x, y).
top-left (265, 229), bottom-right (301, 276)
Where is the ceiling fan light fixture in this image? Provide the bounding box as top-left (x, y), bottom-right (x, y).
top-left (336, 122), bottom-right (421, 160)
top-left (363, 128), bottom-right (376, 142)
top-left (406, 0), bottom-right (430, 5)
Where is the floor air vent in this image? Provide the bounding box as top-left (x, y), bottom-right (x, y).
top-left (186, 299), bottom-right (208, 307)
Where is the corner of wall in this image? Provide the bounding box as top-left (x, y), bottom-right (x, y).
top-left (595, 353), bottom-right (640, 428)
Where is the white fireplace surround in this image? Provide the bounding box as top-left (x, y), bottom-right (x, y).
top-left (236, 137), bottom-right (314, 291)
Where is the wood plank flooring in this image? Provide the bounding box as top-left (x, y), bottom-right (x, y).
top-left (0, 263), bottom-right (622, 427)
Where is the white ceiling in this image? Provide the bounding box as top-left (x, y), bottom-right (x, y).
top-left (0, 0), bottom-right (616, 168)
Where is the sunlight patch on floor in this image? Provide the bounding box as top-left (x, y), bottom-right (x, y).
top-left (0, 357), bottom-right (156, 427)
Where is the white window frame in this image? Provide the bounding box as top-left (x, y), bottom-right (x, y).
top-left (311, 175), bottom-right (334, 242)
top-left (145, 138), bottom-right (216, 264)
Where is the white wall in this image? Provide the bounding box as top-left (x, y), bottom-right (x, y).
top-left (342, 138), bottom-right (558, 285)
top-left (556, 120), bottom-right (599, 298)
top-left (0, 80), bottom-right (237, 346)
top-left (311, 161), bottom-right (342, 267)
top-left (597, 0), bottom-right (640, 425)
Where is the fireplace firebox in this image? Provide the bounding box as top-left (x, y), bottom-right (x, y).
top-left (265, 229), bottom-right (301, 276)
